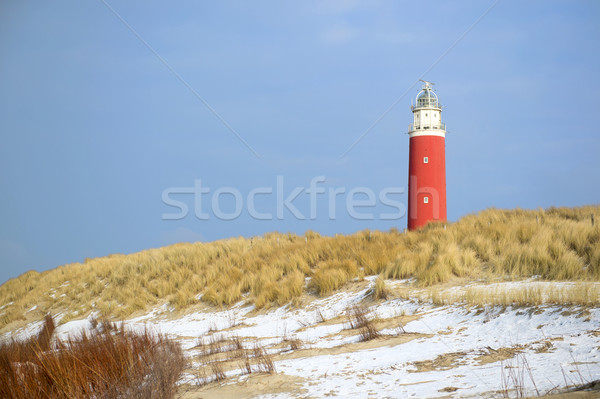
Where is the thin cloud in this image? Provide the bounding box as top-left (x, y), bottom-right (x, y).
top-left (313, 0), bottom-right (372, 15)
top-left (320, 24), bottom-right (360, 45)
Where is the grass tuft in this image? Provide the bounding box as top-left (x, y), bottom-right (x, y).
top-left (372, 276), bottom-right (389, 300)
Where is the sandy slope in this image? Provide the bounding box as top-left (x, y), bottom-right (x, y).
top-left (5, 278), bottom-right (600, 398)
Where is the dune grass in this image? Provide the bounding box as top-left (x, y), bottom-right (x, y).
top-left (389, 282), bottom-right (600, 308)
top-left (0, 205), bottom-right (599, 329)
top-left (463, 282), bottom-right (600, 307)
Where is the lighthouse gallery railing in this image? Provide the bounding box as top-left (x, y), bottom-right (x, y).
top-left (408, 122), bottom-right (446, 132)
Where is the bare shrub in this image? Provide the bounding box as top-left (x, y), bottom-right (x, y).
top-left (282, 335), bottom-right (302, 351)
top-left (501, 354), bottom-right (540, 398)
top-left (253, 344), bottom-right (276, 374)
top-left (359, 321), bottom-right (380, 342)
top-left (0, 315), bottom-right (185, 399)
top-left (195, 366), bottom-right (209, 386)
top-left (200, 334), bottom-right (247, 356)
top-left (346, 304), bottom-right (380, 342)
top-left (230, 335), bottom-right (244, 352)
top-left (210, 360), bottom-right (226, 382)
top-left (239, 349), bottom-right (252, 375)
top-left (346, 304), bottom-right (369, 330)
top-left (195, 334), bottom-right (277, 384)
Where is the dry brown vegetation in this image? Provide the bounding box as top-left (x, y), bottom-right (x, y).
top-left (1, 206), bottom-right (599, 329)
top-left (193, 335), bottom-right (276, 386)
top-left (345, 304), bottom-right (380, 342)
top-left (0, 315), bottom-right (185, 399)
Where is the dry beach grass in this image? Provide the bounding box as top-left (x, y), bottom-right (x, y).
top-left (1, 205), bottom-right (599, 331)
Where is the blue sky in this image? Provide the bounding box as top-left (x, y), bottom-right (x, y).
top-left (1, 0), bottom-right (599, 284)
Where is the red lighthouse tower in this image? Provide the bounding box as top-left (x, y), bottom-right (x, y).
top-left (407, 80), bottom-right (447, 230)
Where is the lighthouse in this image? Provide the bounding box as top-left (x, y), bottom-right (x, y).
top-left (407, 80), bottom-right (447, 230)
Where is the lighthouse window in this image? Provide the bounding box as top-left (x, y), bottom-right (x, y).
top-left (424, 197), bottom-right (429, 204)
top-left (423, 157), bottom-right (429, 164)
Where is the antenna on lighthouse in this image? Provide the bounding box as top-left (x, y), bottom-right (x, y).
top-left (419, 79), bottom-right (435, 88)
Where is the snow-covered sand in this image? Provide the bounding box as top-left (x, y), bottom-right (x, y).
top-left (5, 280), bottom-right (600, 398)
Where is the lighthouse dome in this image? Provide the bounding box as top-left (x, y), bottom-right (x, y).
top-left (416, 88), bottom-right (439, 108)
